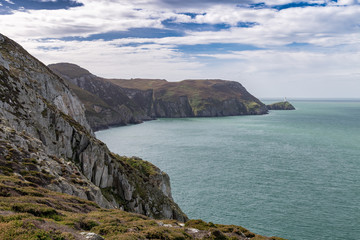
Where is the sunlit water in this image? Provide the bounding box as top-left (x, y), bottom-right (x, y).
top-left (96, 100), bottom-right (360, 240)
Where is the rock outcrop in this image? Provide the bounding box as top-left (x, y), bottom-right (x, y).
top-left (49, 63), bottom-right (268, 131)
top-left (266, 101), bottom-right (295, 110)
top-left (48, 63), bottom-right (149, 131)
top-left (0, 33), bottom-right (187, 221)
top-left (0, 174), bottom-right (285, 239)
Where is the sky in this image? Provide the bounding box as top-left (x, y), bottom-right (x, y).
top-left (0, 0), bottom-right (360, 98)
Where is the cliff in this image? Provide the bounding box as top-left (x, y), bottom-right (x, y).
top-left (49, 63), bottom-right (268, 131)
top-left (0, 33), bottom-right (187, 221)
top-left (48, 63), bottom-right (150, 131)
top-left (0, 33), bottom-right (286, 240)
top-left (0, 175), bottom-right (284, 240)
top-left (266, 101), bottom-right (295, 110)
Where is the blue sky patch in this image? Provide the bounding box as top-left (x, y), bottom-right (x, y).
top-left (176, 43), bottom-right (263, 55)
top-left (162, 20), bottom-right (231, 32)
top-left (272, 2), bottom-right (326, 10)
top-left (286, 42), bottom-right (312, 48)
top-left (111, 42), bottom-right (156, 48)
top-left (245, 2), bottom-right (267, 9)
top-left (57, 28), bottom-right (185, 41)
top-left (37, 46), bottom-right (64, 51)
top-left (243, 1), bottom-right (332, 10)
top-left (236, 22), bottom-right (258, 28)
top-left (162, 19), bottom-right (257, 32)
top-left (179, 12), bottom-right (206, 19)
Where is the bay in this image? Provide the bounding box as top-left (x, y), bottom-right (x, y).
top-left (96, 100), bottom-right (360, 240)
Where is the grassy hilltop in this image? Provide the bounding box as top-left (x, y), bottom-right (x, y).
top-left (50, 63), bottom-right (268, 131)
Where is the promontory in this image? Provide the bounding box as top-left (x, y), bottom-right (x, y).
top-left (0, 33), bottom-right (285, 240)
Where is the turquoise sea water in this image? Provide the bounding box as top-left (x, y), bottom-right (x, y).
top-left (96, 100), bottom-right (360, 240)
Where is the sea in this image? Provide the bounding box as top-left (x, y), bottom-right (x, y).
top-left (96, 100), bottom-right (360, 240)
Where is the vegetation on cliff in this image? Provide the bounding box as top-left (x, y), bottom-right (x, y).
top-left (0, 33), bottom-right (186, 221)
top-left (0, 174), bottom-right (285, 240)
top-left (0, 33), bottom-right (285, 239)
top-left (49, 63), bottom-right (268, 131)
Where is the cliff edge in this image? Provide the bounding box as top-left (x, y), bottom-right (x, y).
top-left (0, 33), bottom-right (286, 240)
top-left (266, 101), bottom-right (295, 110)
top-left (49, 63), bottom-right (268, 131)
top-left (0, 33), bottom-right (187, 221)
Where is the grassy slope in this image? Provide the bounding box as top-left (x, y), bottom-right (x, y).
top-left (108, 79), bottom-right (264, 114)
top-left (0, 175), bottom-right (285, 240)
top-left (108, 79), bottom-right (249, 101)
top-left (49, 63), bottom-right (266, 118)
top-left (0, 124), bottom-right (284, 239)
top-left (107, 78), bottom-right (168, 91)
top-left (48, 63), bottom-right (92, 79)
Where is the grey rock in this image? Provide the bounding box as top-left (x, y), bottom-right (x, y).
top-left (80, 232), bottom-right (104, 240)
top-left (267, 101), bottom-right (295, 110)
top-left (48, 63), bottom-right (268, 132)
top-left (0, 53), bottom-right (9, 71)
top-left (0, 33), bottom-right (188, 221)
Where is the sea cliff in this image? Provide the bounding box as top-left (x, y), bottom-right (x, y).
top-left (49, 63), bottom-right (268, 131)
top-left (0, 33), bottom-right (186, 221)
top-left (0, 33), bottom-right (285, 240)
top-left (266, 101), bottom-right (295, 110)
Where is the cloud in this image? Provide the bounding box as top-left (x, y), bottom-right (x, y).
top-left (23, 38), bottom-right (205, 81)
top-left (193, 48), bottom-right (360, 97)
top-left (19, 36), bottom-right (360, 98)
top-left (166, 5), bottom-right (360, 48)
top-left (2, 0), bottom-right (359, 45)
top-left (0, 0), bottom-right (359, 97)
top-left (4, 0), bottom-right (15, 4)
top-left (155, 0), bottom-right (252, 8)
top-left (335, 0), bottom-right (359, 5)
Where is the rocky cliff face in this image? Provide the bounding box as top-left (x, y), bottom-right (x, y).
top-left (49, 63), bottom-right (268, 131)
top-left (49, 63), bottom-right (150, 131)
top-left (0, 33), bottom-right (187, 221)
top-left (266, 101), bottom-right (295, 110)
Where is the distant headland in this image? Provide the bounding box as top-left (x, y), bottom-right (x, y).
top-left (49, 63), bottom-right (294, 131)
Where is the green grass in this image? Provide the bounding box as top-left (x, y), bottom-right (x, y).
top-left (123, 157), bottom-right (158, 177)
top-left (0, 174), bottom-right (286, 240)
top-left (107, 78), bottom-right (266, 115)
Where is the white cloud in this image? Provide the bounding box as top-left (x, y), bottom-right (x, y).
top-left (335, 0), bottom-right (359, 5)
top-left (194, 49), bottom-right (360, 98)
top-left (17, 36), bottom-right (359, 98)
top-left (2, 0), bottom-right (360, 48)
top-left (0, 0), bottom-right (359, 97)
top-left (163, 5), bottom-right (360, 48)
top-left (0, 0), bottom-right (182, 40)
top-left (4, 0), bottom-right (15, 4)
top-left (23, 38), bottom-right (205, 81)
